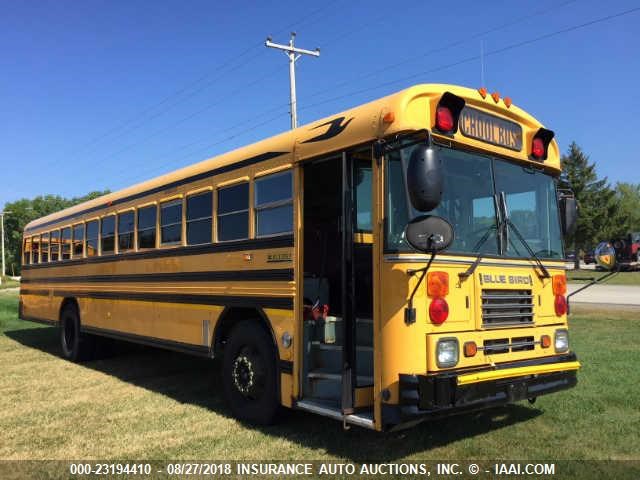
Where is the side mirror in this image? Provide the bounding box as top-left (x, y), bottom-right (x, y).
top-left (594, 241), bottom-right (616, 271)
top-left (404, 215), bottom-right (454, 253)
top-left (407, 144), bottom-right (443, 212)
top-left (559, 196), bottom-right (577, 236)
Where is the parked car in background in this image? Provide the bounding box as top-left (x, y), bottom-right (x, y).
top-left (583, 250), bottom-right (595, 264)
top-left (566, 250), bottom-right (576, 261)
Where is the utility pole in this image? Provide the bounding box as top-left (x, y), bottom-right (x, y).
top-left (265, 32), bottom-right (320, 129)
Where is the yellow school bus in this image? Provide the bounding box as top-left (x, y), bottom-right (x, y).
top-left (20, 84), bottom-right (580, 431)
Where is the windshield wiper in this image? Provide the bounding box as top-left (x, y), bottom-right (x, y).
top-left (504, 217), bottom-right (550, 279)
top-left (459, 195), bottom-right (505, 281)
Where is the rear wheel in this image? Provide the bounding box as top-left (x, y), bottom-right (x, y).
top-left (222, 321), bottom-right (279, 425)
top-left (60, 304), bottom-right (94, 362)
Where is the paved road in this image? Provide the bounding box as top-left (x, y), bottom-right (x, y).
top-left (568, 284), bottom-right (640, 306)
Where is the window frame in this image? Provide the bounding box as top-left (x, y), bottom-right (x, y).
top-left (40, 232), bottom-right (50, 263)
top-left (186, 190), bottom-right (213, 246)
top-left (61, 227), bottom-right (72, 261)
top-left (137, 204), bottom-right (158, 250)
top-left (254, 170), bottom-right (293, 238)
top-left (217, 181), bottom-right (250, 242)
top-left (117, 210), bottom-right (135, 253)
top-left (160, 198), bottom-right (183, 246)
top-left (72, 223), bottom-right (85, 259)
top-left (23, 237), bottom-right (32, 265)
top-left (85, 219), bottom-right (99, 257)
top-left (50, 229), bottom-right (60, 262)
top-left (100, 214), bottom-right (116, 256)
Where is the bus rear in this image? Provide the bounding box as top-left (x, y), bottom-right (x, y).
top-left (376, 86), bottom-right (579, 430)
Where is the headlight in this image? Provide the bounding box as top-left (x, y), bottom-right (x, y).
top-left (555, 329), bottom-right (569, 352)
top-left (436, 338), bottom-right (459, 368)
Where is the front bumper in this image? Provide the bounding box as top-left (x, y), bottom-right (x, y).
top-left (383, 353), bottom-right (579, 430)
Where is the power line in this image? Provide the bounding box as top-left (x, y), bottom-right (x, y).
top-left (299, 5), bottom-right (640, 116)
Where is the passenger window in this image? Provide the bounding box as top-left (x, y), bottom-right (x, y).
top-left (50, 230), bottom-right (60, 261)
top-left (254, 172), bottom-right (293, 237)
top-left (72, 224), bottom-right (84, 258)
top-left (86, 220), bottom-right (99, 257)
top-left (137, 205), bottom-right (157, 249)
top-left (101, 215), bottom-right (116, 255)
top-left (61, 227), bottom-right (71, 260)
top-left (186, 191), bottom-right (212, 245)
top-left (217, 183), bottom-right (249, 241)
top-left (31, 236), bottom-right (40, 264)
top-left (23, 237), bottom-right (32, 265)
top-left (161, 199), bottom-right (182, 245)
top-left (40, 233), bottom-right (49, 263)
top-left (118, 211), bottom-right (135, 252)
top-left (355, 162), bottom-right (372, 232)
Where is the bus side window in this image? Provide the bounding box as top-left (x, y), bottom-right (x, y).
top-left (186, 191), bottom-right (213, 245)
top-left (118, 211), bottom-right (135, 252)
top-left (23, 237), bottom-right (32, 265)
top-left (31, 235), bottom-right (40, 264)
top-left (40, 232), bottom-right (49, 263)
top-left (160, 199), bottom-right (183, 245)
top-left (72, 224), bottom-right (84, 258)
top-left (137, 205), bottom-right (157, 249)
top-left (255, 171), bottom-right (293, 237)
top-left (101, 216), bottom-right (116, 255)
top-left (61, 227), bottom-right (71, 260)
top-left (217, 183), bottom-right (249, 241)
top-left (50, 230), bottom-right (60, 261)
top-left (86, 220), bottom-right (99, 257)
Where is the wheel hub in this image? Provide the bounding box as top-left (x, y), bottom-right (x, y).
top-left (232, 355), bottom-right (255, 396)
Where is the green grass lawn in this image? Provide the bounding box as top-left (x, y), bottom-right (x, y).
top-left (567, 270), bottom-right (640, 285)
top-left (0, 292), bottom-right (638, 473)
top-left (0, 277), bottom-right (19, 289)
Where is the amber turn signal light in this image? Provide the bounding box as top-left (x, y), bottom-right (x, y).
top-left (427, 271), bottom-right (449, 297)
top-left (541, 335), bottom-right (551, 348)
top-left (552, 274), bottom-right (567, 295)
top-left (464, 341), bottom-right (477, 357)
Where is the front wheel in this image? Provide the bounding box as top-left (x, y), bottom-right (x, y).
top-left (222, 321), bottom-right (279, 425)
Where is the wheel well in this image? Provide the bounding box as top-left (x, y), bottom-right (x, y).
top-left (59, 297), bottom-right (79, 321)
top-left (213, 307), bottom-right (277, 357)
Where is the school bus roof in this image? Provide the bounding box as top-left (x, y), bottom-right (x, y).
top-left (25, 83), bottom-right (557, 234)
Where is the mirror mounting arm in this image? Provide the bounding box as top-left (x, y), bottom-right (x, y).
top-left (566, 267), bottom-right (620, 314)
top-left (404, 251), bottom-right (436, 324)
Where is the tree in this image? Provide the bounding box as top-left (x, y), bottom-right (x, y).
top-left (3, 191), bottom-right (109, 276)
top-left (560, 142), bottom-right (621, 268)
top-left (614, 182), bottom-right (640, 234)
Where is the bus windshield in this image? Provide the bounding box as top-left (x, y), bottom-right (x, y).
top-left (385, 144), bottom-right (564, 260)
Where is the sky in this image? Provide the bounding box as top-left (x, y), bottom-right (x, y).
top-left (1, 0), bottom-right (639, 210)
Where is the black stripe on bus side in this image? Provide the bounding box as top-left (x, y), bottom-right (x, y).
top-left (21, 235), bottom-right (293, 271)
top-left (22, 268), bottom-right (294, 284)
top-left (81, 325), bottom-right (211, 357)
top-left (20, 288), bottom-right (294, 310)
top-left (25, 151), bottom-right (289, 234)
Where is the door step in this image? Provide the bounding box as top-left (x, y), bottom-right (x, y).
top-left (308, 369), bottom-right (373, 385)
top-left (295, 399), bottom-right (375, 430)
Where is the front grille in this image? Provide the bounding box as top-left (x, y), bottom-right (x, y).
top-left (482, 336), bottom-right (535, 354)
top-left (481, 289), bottom-right (534, 328)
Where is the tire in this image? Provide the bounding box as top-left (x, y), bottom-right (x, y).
top-left (60, 304), bottom-right (95, 362)
top-left (222, 320), bottom-right (279, 425)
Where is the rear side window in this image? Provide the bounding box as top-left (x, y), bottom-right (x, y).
top-left (72, 224), bottom-right (84, 258)
top-left (217, 183), bottom-right (249, 241)
top-left (118, 211), bottom-right (135, 252)
top-left (161, 199), bottom-right (182, 245)
top-left (61, 227), bottom-right (71, 260)
top-left (50, 230), bottom-right (60, 261)
top-left (40, 233), bottom-right (49, 263)
top-left (86, 220), bottom-right (99, 257)
top-left (255, 171), bottom-right (293, 237)
top-left (137, 205), bottom-right (157, 249)
top-left (187, 191), bottom-right (212, 245)
top-left (23, 237), bottom-right (32, 265)
top-left (101, 215), bottom-right (116, 255)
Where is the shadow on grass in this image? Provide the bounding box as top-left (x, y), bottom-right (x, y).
top-left (6, 326), bottom-right (542, 461)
